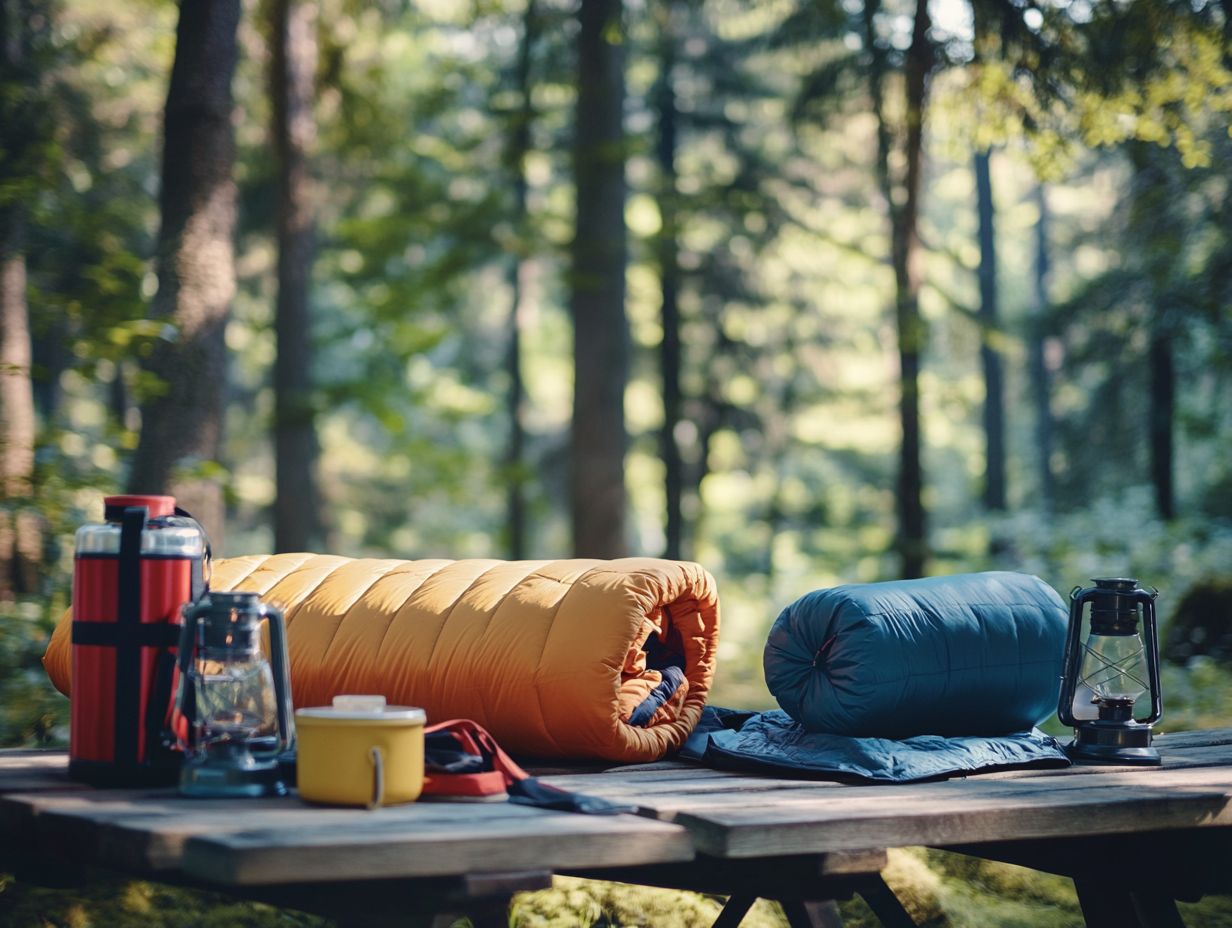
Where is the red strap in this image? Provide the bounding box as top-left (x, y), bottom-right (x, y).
top-left (422, 719), bottom-right (530, 798)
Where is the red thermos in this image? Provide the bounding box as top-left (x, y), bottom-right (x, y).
top-left (70, 495), bottom-right (209, 785)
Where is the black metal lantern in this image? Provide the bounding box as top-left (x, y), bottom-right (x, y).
top-left (172, 592), bottom-right (295, 796)
top-left (1057, 578), bottom-right (1162, 766)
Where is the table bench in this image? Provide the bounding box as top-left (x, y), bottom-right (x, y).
top-left (2, 728), bottom-right (1231, 927)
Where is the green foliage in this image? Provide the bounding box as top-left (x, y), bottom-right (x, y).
top-left (0, 872), bottom-right (328, 928)
top-left (510, 876), bottom-right (787, 927)
top-left (1160, 658), bottom-right (1232, 733)
top-left (958, 0), bottom-right (1232, 173)
top-left (0, 599), bottom-right (66, 747)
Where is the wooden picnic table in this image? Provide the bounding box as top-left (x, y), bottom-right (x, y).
top-left (2, 728), bottom-right (1231, 928)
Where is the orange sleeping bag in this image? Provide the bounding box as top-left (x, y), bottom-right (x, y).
top-left (44, 553), bottom-right (721, 762)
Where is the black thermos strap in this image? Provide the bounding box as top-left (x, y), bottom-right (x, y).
top-left (115, 506), bottom-right (147, 766)
top-left (172, 507), bottom-right (211, 597)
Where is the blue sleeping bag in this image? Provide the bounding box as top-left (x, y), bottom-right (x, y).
top-left (763, 572), bottom-right (1067, 738)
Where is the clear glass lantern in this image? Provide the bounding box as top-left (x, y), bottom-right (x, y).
top-left (1057, 578), bottom-right (1162, 765)
top-left (173, 591), bottom-right (295, 796)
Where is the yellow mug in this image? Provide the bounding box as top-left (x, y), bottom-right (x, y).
top-left (295, 697), bottom-right (426, 808)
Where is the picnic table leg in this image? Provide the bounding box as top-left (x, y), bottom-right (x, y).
top-left (780, 898), bottom-right (844, 928)
top-left (1130, 893), bottom-right (1187, 928)
top-left (464, 900), bottom-right (515, 928)
top-left (856, 876), bottom-right (918, 928)
top-left (1074, 880), bottom-right (1188, 928)
top-left (712, 892), bottom-right (756, 927)
top-left (1074, 878), bottom-right (1148, 928)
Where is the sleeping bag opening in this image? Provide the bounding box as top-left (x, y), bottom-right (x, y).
top-left (618, 603), bottom-right (692, 728)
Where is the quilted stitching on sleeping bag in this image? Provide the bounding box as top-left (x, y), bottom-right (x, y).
top-left (763, 571), bottom-right (1067, 738)
top-left (44, 554), bottom-right (721, 762)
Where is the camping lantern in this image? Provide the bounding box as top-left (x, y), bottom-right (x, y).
top-left (172, 591), bottom-right (295, 796)
top-left (1057, 577), bottom-right (1162, 766)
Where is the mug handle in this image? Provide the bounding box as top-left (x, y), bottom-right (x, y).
top-left (368, 746), bottom-right (385, 810)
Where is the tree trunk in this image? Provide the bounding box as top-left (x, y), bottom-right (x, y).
top-left (1128, 143), bottom-right (1176, 520)
top-left (894, 0), bottom-right (932, 579)
top-left (764, 333), bottom-right (799, 586)
top-left (0, 218), bottom-right (40, 598)
top-left (505, 0), bottom-right (537, 561)
top-left (569, 0), bottom-right (628, 559)
top-left (126, 0), bottom-right (241, 550)
top-left (865, 0), bottom-right (931, 578)
top-left (974, 149), bottom-right (1006, 512)
top-left (270, 0), bottom-right (321, 553)
top-left (1028, 184), bottom-right (1056, 511)
top-left (654, 0), bottom-right (683, 561)
top-left (1149, 328), bottom-right (1175, 520)
top-left (30, 326), bottom-right (65, 422)
top-left (0, 0), bottom-right (42, 597)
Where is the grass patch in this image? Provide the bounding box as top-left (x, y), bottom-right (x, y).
top-left (0, 872), bottom-right (328, 928)
top-left (510, 877), bottom-right (787, 927)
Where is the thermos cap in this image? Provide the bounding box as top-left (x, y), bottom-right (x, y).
top-left (75, 495), bottom-right (205, 558)
top-left (104, 495), bottom-right (176, 520)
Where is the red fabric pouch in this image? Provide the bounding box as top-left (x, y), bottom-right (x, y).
top-left (422, 719), bottom-right (633, 814)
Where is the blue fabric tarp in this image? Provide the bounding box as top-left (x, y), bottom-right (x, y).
top-left (679, 707), bottom-right (1070, 784)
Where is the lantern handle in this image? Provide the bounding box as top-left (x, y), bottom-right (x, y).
top-left (1135, 586), bottom-right (1164, 726)
top-left (262, 602), bottom-right (296, 757)
top-left (1056, 584), bottom-right (1093, 727)
top-left (167, 601), bottom-right (203, 754)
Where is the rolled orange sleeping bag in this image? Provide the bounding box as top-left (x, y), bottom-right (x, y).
top-left (44, 553), bottom-right (720, 762)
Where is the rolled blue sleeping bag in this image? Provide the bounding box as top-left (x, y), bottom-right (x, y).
top-left (763, 572), bottom-right (1067, 738)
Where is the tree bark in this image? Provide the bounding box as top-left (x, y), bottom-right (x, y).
top-left (865, 0), bottom-right (931, 578)
top-left (974, 149), bottom-right (1006, 512)
top-left (894, 0), bottom-right (932, 578)
top-left (127, 0), bottom-right (241, 550)
top-left (1149, 328), bottom-right (1175, 520)
top-left (30, 326), bottom-right (65, 422)
top-left (569, 0), bottom-right (628, 559)
top-left (0, 218), bottom-right (40, 597)
top-left (1028, 184), bottom-right (1056, 511)
top-left (270, 0), bottom-right (322, 553)
top-left (0, 0), bottom-right (42, 597)
top-left (1128, 143), bottom-right (1176, 521)
top-left (505, 0), bottom-right (537, 561)
top-left (654, 0), bottom-right (683, 561)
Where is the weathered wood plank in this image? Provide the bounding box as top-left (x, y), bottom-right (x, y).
top-left (0, 786), bottom-right (693, 884)
top-left (1154, 728), bottom-right (1232, 749)
top-left (675, 782), bottom-right (1232, 858)
top-left (971, 742), bottom-right (1232, 780)
top-left (181, 810), bottom-right (694, 885)
top-left (0, 751), bottom-right (83, 795)
top-left (664, 765), bottom-right (1232, 820)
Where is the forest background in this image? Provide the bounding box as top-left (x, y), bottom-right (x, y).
top-left (2, 0), bottom-right (1232, 925)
